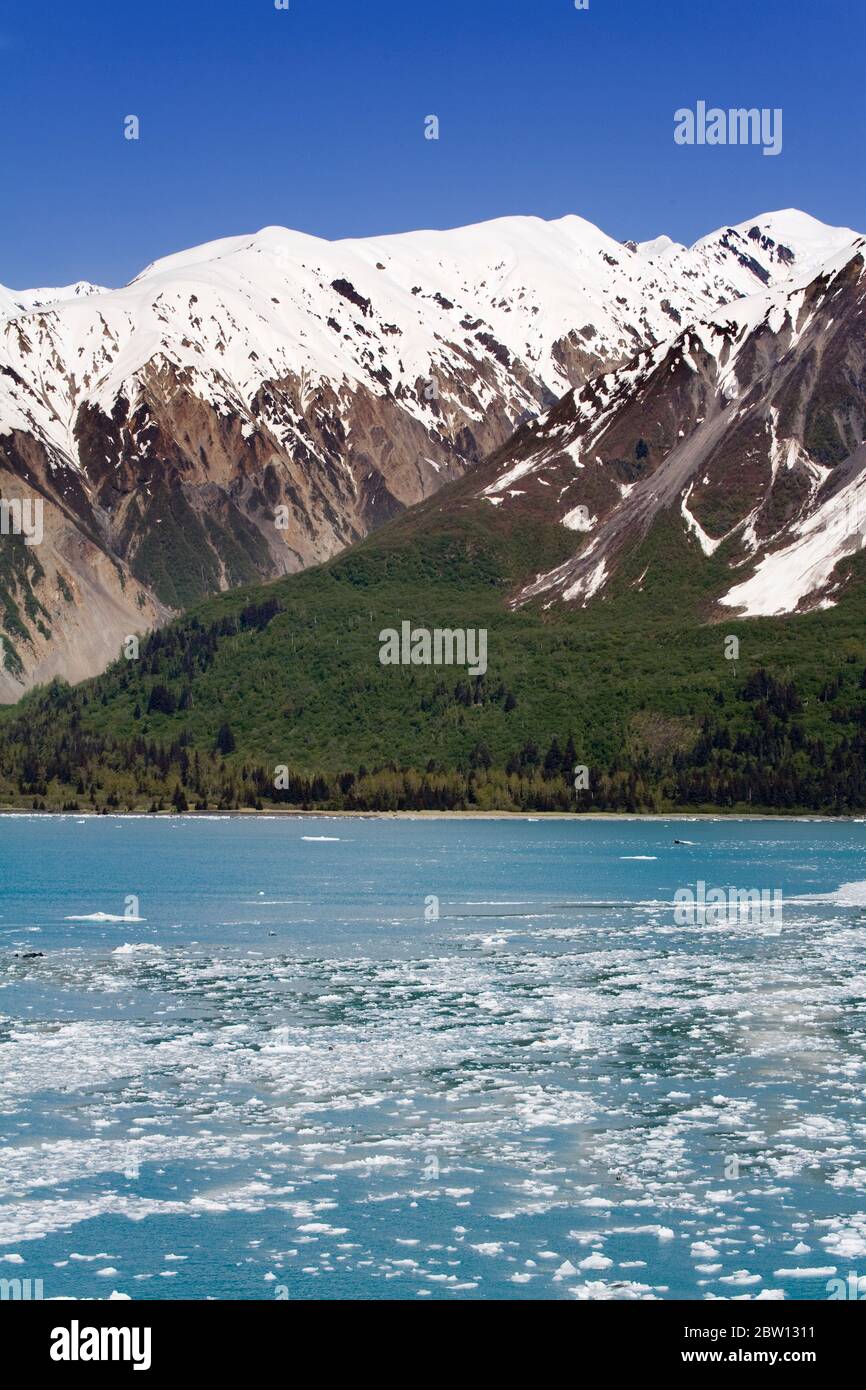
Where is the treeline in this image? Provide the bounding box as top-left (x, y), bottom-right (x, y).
top-left (1, 668), bottom-right (866, 814)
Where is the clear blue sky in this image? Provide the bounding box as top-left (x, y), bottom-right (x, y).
top-left (1, 0), bottom-right (863, 288)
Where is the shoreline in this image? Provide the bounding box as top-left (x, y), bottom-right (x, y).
top-left (0, 807), bottom-right (861, 822)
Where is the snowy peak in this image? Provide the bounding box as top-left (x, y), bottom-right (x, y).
top-left (112, 209), bottom-right (764, 407)
top-left (17, 281), bottom-right (111, 309)
top-left (631, 234), bottom-right (684, 260)
top-left (0, 280), bottom-right (109, 320)
top-left (625, 210), bottom-right (860, 309)
top-left (690, 208), bottom-right (859, 295)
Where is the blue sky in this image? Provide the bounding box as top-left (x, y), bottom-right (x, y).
top-left (1, 0), bottom-right (863, 287)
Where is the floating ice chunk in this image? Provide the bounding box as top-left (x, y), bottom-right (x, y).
top-left (65, 912), bottom-right (145, 923)
top-left (578, 1253), bottom-right (611, 1271)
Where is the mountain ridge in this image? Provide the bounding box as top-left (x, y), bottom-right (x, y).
top-left (0, 207), bottom-right (861, 701)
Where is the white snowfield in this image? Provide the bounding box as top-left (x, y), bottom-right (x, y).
top-left (0, 207), bottom-right (856, 468)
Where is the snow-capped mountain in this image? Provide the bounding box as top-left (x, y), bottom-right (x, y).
top-left (632, 209), bottom-right (858, 298)
top-left (0, 280), bottom-right (108, 317)
top-left (0, 208), bottom-right (860, 698)
top-left (472, 236), bottom-right (866, 619)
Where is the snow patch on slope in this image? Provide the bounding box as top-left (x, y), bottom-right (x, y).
top-left (681, 484), bottom-right (723, 556)
top-left (720, 463), bottom-right (866, 616)
top-left (562, 504), bottom-right (596, 532)
top-left (563, 556), bottom-right (608, 604)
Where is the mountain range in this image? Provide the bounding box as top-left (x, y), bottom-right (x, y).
top-left (1, 206), bottom-right (861, 702)
top-left (0, 202), bottom-right (865, 815)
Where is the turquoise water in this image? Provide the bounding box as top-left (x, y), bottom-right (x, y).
top-left (1, 814), bottom-right (865, 1301)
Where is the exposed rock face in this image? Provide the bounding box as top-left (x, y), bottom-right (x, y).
top-left (469, 239), bottom-right (866, 620)
top-left (0, 455), bottom-right (166, 703)
top-left (0, 209), bottom-right (859, 697)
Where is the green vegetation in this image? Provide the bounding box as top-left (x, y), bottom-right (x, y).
top-left (1, 494), bottom-right (866, 814)
top-left (0, 529), bottom-right (48, 677)
top-left (128, 485), bottom-right (273, 609)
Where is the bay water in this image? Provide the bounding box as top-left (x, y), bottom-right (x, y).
top-left (1, 814), bottom-right (864, 1301)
